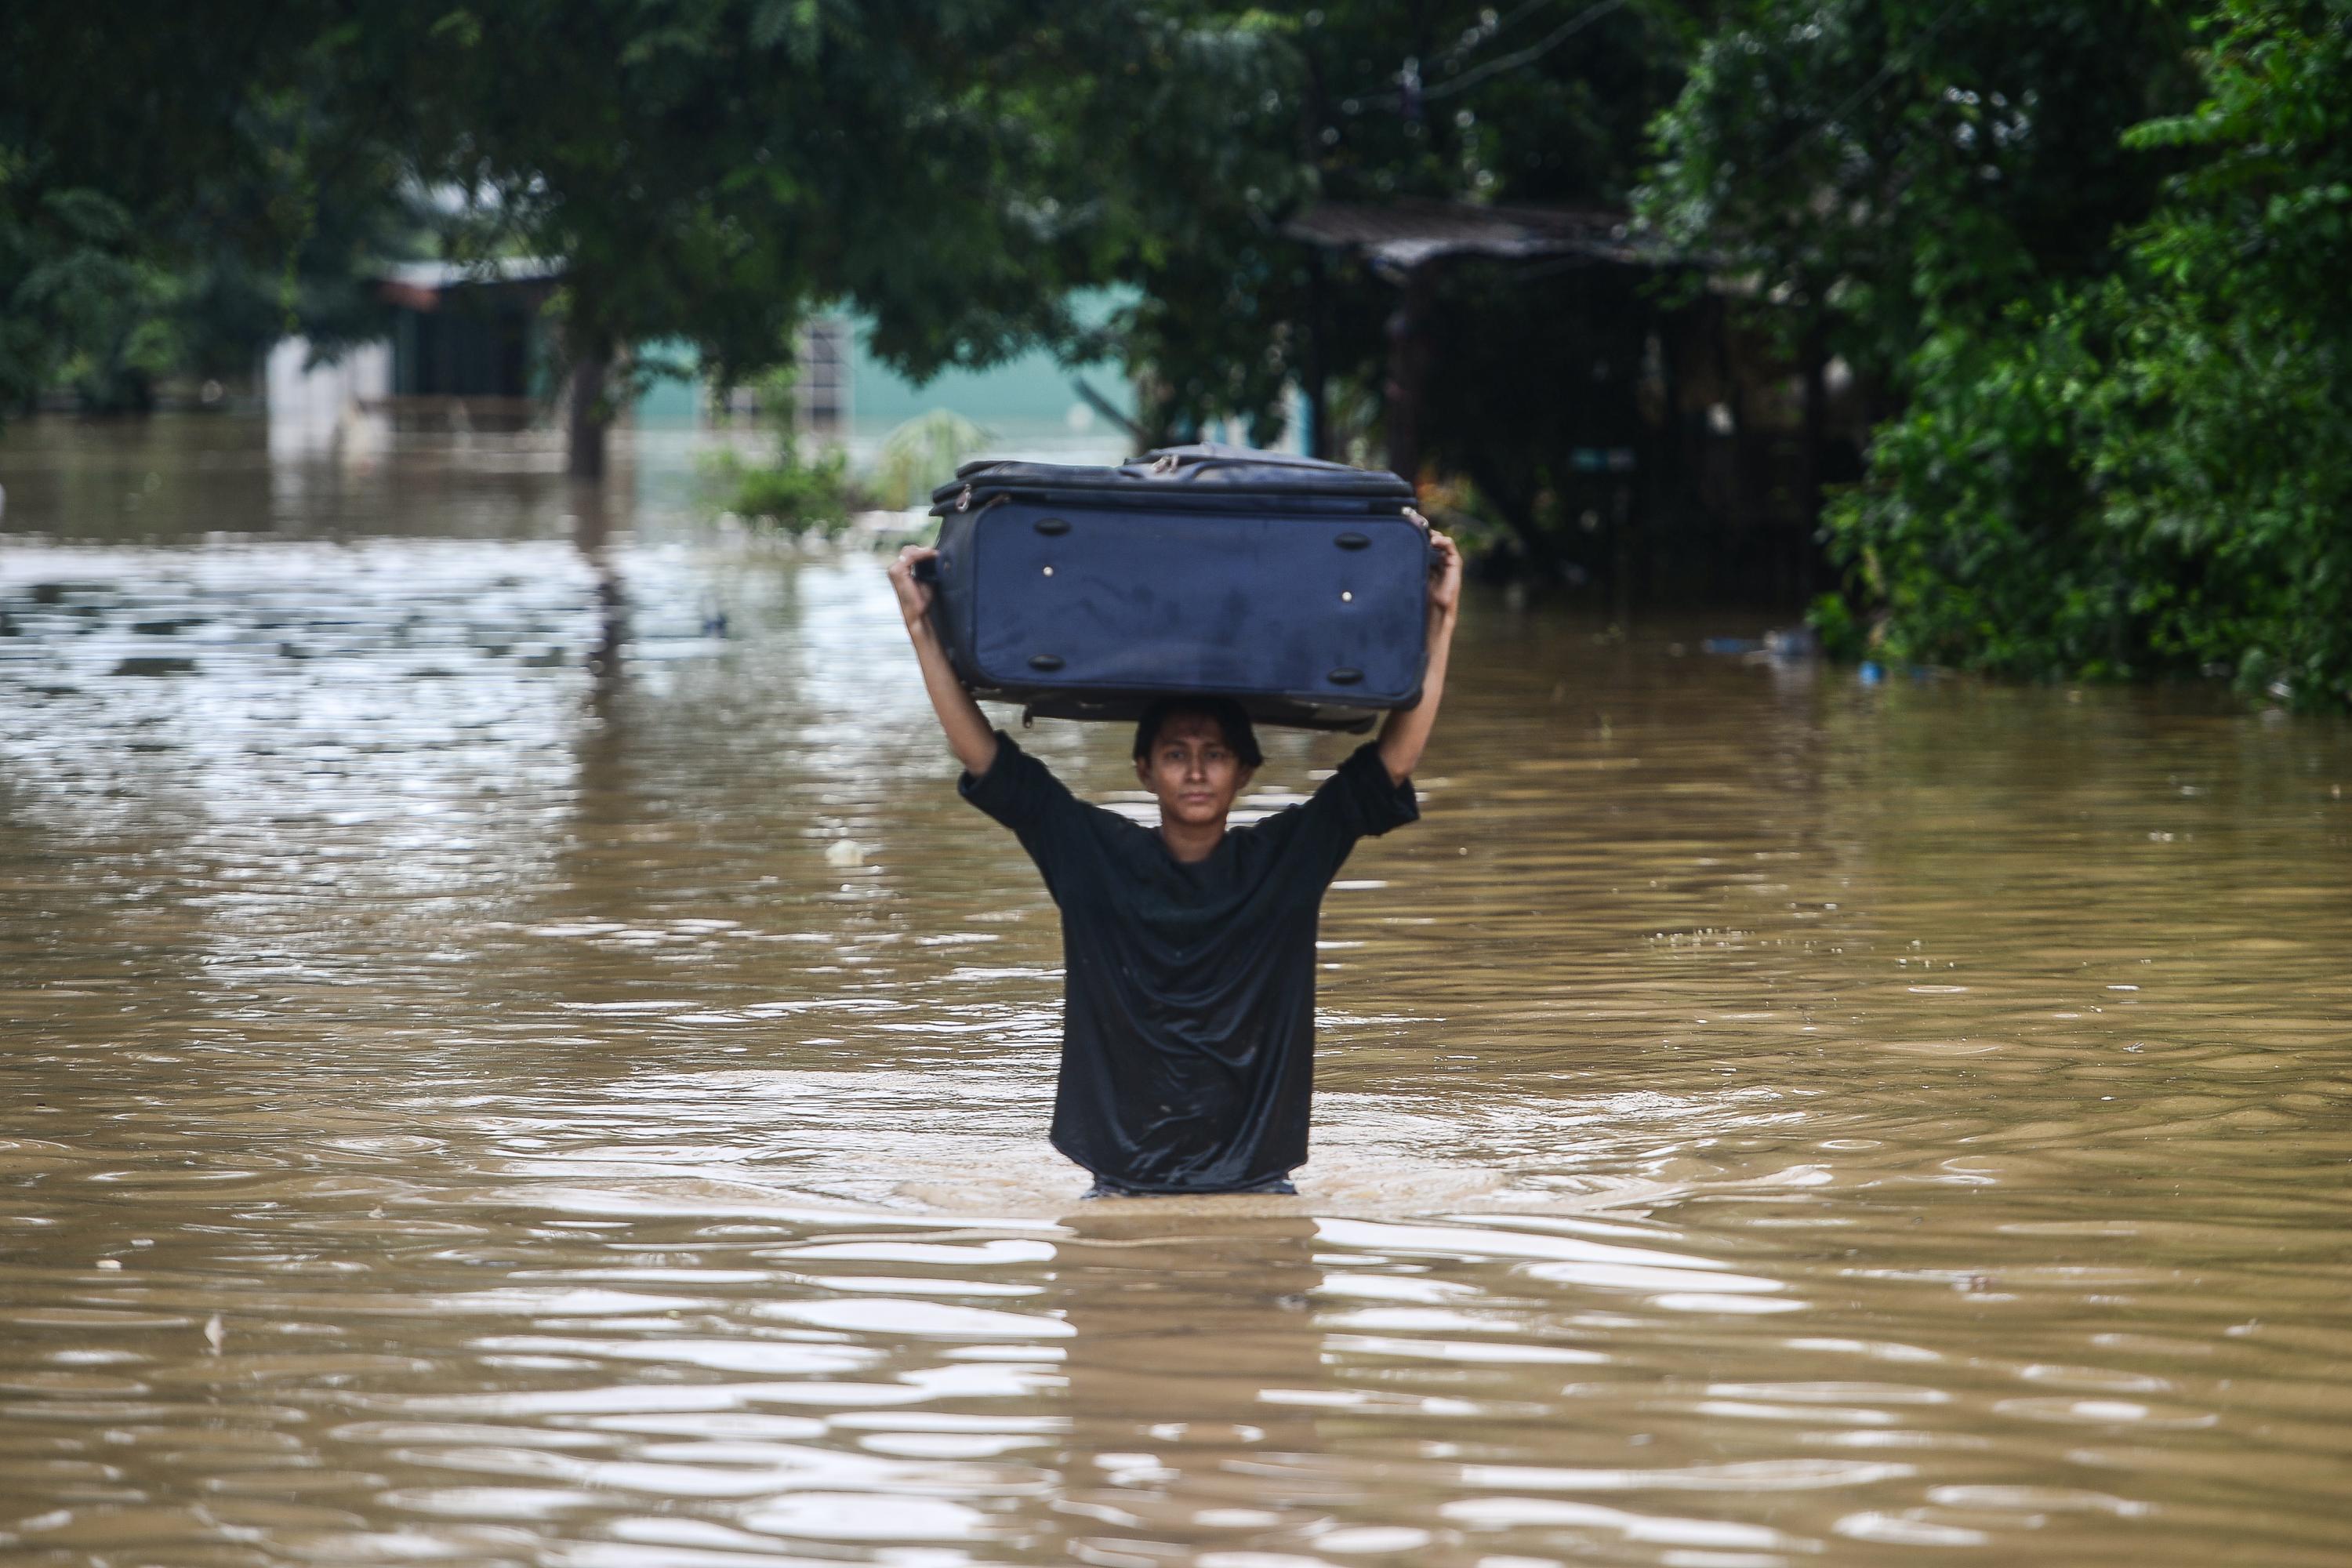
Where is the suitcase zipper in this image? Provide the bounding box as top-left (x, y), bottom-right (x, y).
top-left (946, 488), bottom-right (1411, 517)
top-left (936, 466), bottom-right (1411, 510)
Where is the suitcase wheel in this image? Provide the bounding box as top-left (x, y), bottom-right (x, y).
top-left (1029, 654), bottom-right (1065, 673)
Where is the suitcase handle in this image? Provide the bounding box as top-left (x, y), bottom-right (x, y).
top-left (913, 555), bottom-right (942, 585)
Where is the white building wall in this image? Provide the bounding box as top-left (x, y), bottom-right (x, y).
top-left (265, 337), bottom-right (393, 458)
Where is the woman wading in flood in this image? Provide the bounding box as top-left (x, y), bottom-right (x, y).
top-left (886, 529), bottom-right (1461, 1197)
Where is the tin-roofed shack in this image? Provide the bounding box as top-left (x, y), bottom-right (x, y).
top-left (1286, 200), bottom-right (1867, 608)
top-left (373, 259), bottom-right (564, 412)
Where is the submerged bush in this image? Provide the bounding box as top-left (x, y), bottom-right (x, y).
top-left (702, 443), bottom-right (858, 538)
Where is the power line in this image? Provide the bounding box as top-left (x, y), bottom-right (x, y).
top-left (1750, 0), bottom-right (1975, 176)
top-left (1425, 0), bottom-right (1632, 101)
top-left (1333, 0), bottom-right (1633, 113)
top-left (1427, 0), bottom-right (1593, 74)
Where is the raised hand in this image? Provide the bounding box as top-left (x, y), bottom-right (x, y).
top-left (1426, 531), bottom-right (1462, 622)
top-left (887, 544), bottom-right (938, 628)
top-left (888, 543), bottom-right (996, 775)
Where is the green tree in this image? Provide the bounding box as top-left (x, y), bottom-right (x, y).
top-left (6, 2), bottom-right (1298, 467)
top-left (2, 5), bottom-right (420, 416)
top-left (1641, 0), bottom-right (2195, 391)
top-left (386, 1), bottom-right (1298, 476)
top-left (1829, 0), bottom-right (2352, 707)
top-left (1101, 0), bottom-right (1696, 451)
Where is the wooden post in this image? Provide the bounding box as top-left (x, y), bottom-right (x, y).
top-left (1798, 312), bottom-right (1829, 602)
top-left (1305, 249), bottom-right (1330, 461)
top-left (1383, 263), bottom-right (1434, 485)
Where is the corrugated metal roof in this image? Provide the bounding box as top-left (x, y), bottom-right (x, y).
top-left (372, 258), bottom-right (565, 291)
top-left (1283, 200), bottom-right (1667, 270)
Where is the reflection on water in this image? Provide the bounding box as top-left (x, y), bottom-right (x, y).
top-left (2, 416), bottom-right (2349, 1566)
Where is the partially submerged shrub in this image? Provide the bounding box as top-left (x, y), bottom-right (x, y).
top-left (869, 408), bottom-right (991, 510)
top-left (702, 444), bottom-right (857, 538)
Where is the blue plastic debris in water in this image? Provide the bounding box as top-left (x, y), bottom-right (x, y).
top-left (1858, 661), bottom-right (1886, 685)
top-left (1700, 637), bottom-right (1762, 655)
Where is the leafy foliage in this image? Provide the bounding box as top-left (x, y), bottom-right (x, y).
top-left (378, 2), bottom-right (1302, 469)
top-left (706, 442), bottom-right (858, 535)
top-left (4, 2), bottom-right (1296, 448)
top-left (0, 8), bottom-right (421, 416)
top-left (869, 409), bottom-right (993, 510)
top-left (1640, 0), bottom-right (2195, 383)
top-left (10, 0), bottom-right (2347, 708)
top-left (698, 360), bottom-right (858, 534)
top-left (1826, 0), bottom-right (2352, 707)
top-left (1105, 0), bottom-right (1696, 447)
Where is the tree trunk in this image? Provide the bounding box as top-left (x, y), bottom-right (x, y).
top-left (566, 336), bottom-right (613, 481)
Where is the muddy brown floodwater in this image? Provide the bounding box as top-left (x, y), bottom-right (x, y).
top-left (2, 416), bottom-right (2349, 1567)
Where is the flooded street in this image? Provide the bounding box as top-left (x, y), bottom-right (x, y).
top-left (3, 417), bottom-right (2348, 1566)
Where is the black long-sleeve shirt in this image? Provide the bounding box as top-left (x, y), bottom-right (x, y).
top-left (959, 733), bottom-right (1418, 1192)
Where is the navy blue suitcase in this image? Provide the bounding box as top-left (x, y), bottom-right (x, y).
top-left (920, 445), bottom-right (1430, 732)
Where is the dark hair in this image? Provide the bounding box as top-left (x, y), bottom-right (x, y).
top-left (1133, 695), bottom-right (1263, 769)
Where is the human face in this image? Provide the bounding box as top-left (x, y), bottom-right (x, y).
top-left (1136, 712), bottom-right (1254, 830)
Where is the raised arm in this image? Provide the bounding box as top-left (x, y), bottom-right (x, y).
top-left (889, 545), bottom-right (999, 777)
top-left (1376, 530), bottom-right (1462, 786)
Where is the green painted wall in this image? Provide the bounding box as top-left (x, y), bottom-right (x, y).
top-left (844, 336), bottom-right (1129, 443)
top-left (633, 292), bottom-right (1135, 454)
